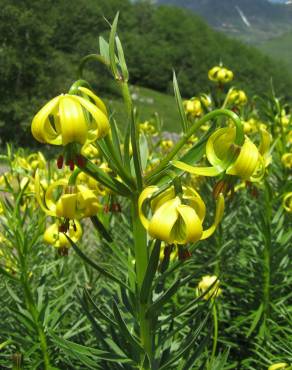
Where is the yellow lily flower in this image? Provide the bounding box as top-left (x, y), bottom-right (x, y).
top-left (35, 171), bottom-right (100, 219)
top-left (197, 275), bottom-right (222, 300)
top-left (138, 185), bottom-right (224, 245)
top-left (208, 65), bottom-right (233, 84)
top-left (173, 127), bottom-right (271, 182)
top-left (228, 89), bottom-right (247, 106)
top-left (268, 363), bottom-right (289, 370)
top-left (183, 99), bottom-right (203, 117)
top-left (31, 89), bottom-right (109, 146)
top-left (283, 192), bottom-right (292, 213)
top-left (139, 121), bottom-right (157, 135)
top-left (281, 153), bottom-right (292, 169)
top-left (160, 140), bottom-right (174, 152)
top-left (44, 221), bottom-right (82, 248)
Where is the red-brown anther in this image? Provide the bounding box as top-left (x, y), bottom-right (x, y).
top-left (58, 224), bottom-right (66, 233)
top-left (68, 159), bottom-right (75, 171)
top-left (75, 155), bottom-right (85, 168)
top-left (231, 106), bottom-right (239, 114)
top-left (178, 247), bottom-right (192, 261)
top-left (57, 155), bottom-right (64, 169)
top-left (213, 180), bottom-right (227, 199)
top-left (72, 221), bottom-right (77, 232)
top-left (103, 204), bottom-right (110, 213)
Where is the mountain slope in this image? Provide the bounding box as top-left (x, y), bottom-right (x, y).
top-left (156, 0), bottom-right (292, 43)
top-left (258, 30), bottom-right (292, 68)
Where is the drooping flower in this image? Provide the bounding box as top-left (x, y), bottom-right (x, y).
top-left (197, 275), bottom-right (222, 300)
top-left (35, 171), bottom-right (100, 220)
top-left (283, 192), bottom-right (292, 213)
top-left (228, 89), bottom-right (248, 106)
top-left (31, 88), bottom-right (109, 146)
top-left (44, 221), bottom-right (82, 248)
top-left (281, 153), bottom-right (292, 169)
top-left (173, 127), bottom-right (271, 182)
top-left (138, 185), bottom-right (224, 245)
top-left (208, 65), bottom-right (233, 84)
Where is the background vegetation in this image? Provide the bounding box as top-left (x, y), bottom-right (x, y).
top-left (1, 0), bottom-right (292, 144)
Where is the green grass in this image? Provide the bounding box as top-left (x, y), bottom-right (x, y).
top-left (105, 86), bottom-right (181, 132)
top-left (258, 30), bottom-right (292, 71)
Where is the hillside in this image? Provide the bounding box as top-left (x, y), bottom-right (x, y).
top-left (1, 0), bottom-right (292, 144)
top-left (156, 0), bottom-right (292, 43)
top-left (258, 31), bottom-right (292, 69)
top-left (106, 86), bottom-right (180, 132)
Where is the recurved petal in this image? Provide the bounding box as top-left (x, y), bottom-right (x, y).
top-left (77, 185), bottom-right (100, 217)
top-left (183, 187), bottom-right (206, 222)
top-left (172, 160), bottom-right (221, 177)
top-left (78, 87), bottom-right (108, 116)
top-left (258, 128), bottom-right (271, 157)
top-left (226, 138), bottom-right (259, 179)
top-left (31, 96), bottom-right (62, 145)
top-left (175, 204), bottom-right (203, 244)
top-left (72, 95), bottom-right (110, 140)
top-left (206, 127), bottom-right (236, 170)
top-left (148, 197), bottom-right (181, 243)
top-left (34, 170), bottom-right (56, 216)
top-left (45, 179), bottom-right (68, 215)
top-left (59, 96), bottom-right (88, 145)
top-left (201, 193), bottom-right (225, 240)
top-left (56, 194), bottom-right (78, 219)
top-left (138, 186), bottom-right (159, 230)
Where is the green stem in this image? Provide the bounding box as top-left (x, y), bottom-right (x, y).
top-left (262, 183), bottom-right (272, 324)
top-left (119, 81), bottom-right (132, 118)
top-left (78, 54), bottom-right (108, 79)
top-left (131, 196), bottom-right (152, 368)
top-left (145, 109), bottom-right (244, 182)
top-left (209, 303), bottom-right (218, 370)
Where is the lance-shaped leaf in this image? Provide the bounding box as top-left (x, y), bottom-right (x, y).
top-left (130, 108), bottom-right (143, 190)
top-left (109, 13), bottom-right (120, 79)
top-left (116, 35), bottom-right (129, 82)
top-left (173, 71), bottom-right (188, 133)
top-left (80, 155), bottom-right (132, 196)
top-left (49, 330), bottom-right (133, 367)
top-left (83, 288), bottom-right (118, 328)
top-left (90, 216), bottom-right (113, 243)
top-left (65, 235), bottom-right (131, 292)
top-left (158, 313), bottom-right (210, 370)
top-left (146, 279), bottom-right (181, 319)
top-left (109, 116), bottom-right (123, 162)
top-left (99, 36), bottom-right (110, 65)
top-left (112, 300), bottom-right (145, 361)
top-left (140, 240), bottom-right (161, 304)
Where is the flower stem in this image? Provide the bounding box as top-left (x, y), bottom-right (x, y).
top-left (131, 196), bottom-right (152, 368)
top-left (262, 183), bottom-right (272, 325)
top-left (209, 303), bottom-right (218, 370)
